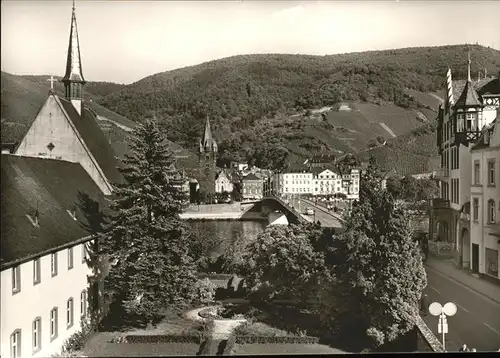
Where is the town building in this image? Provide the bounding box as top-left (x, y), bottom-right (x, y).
top-left (0, 155), bottom-right (108, 358)
top-left (241, 173), bottom-right (264, 200)
top-left (429, 53), bottom-right (500, 273)
top-left (470, 116), bottom-right (500, 282)
top-left (274, 164), bottom-right (313, 196)
top-left (198, 117), bottom-right (218, 195)
top-left (1, 3), bottom-right (116, 356)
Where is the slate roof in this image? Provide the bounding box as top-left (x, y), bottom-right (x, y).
top-left (477, 77), bottom-right (500, 96)
top-left (57, 96), bottom-right (123, 184)
top-left (310, 165), bottom-right (338, 175)
top-left (310, 153), bottom-right (337, 163)
top-left (455, 80), bottom-right (482, 107)
top-left (242, 173), bottom-right (261, 181)
top-left (471, 116), bottom-right (497, 151)
top-left (1, 154), bottom-right (109, 267)
top-left (451, 78), bottom-right (491, 104)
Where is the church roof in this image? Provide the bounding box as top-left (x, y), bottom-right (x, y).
top-left (57, 96), bottom-right (123, 184)
top-left (62, 3), bottom-right (85, 83)
top-left (455, 80), bottom-right (482, 107)
top-left (1, 154), bottom-right (109, 268)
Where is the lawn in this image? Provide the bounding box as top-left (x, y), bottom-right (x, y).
top-left (232, 343), bottom-right (347, 355)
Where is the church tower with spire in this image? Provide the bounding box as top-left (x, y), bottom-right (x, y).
top-left (61, 0), bottom-right (86, 116)
top-left (14, 0), bottom-right (122, 195)
top-left (198, 116), bottom-right (217, 194)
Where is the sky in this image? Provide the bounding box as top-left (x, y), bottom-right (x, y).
top-left (1, 1), bottom-right (500, 84)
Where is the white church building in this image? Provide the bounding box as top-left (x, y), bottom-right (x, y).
top-left (1, 2), bottom-right (118, 357)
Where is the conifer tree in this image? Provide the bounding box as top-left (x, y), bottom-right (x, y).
top-left (324, 156), bottom-right (427, 349)
top-left (102, 118), bottom-right (197, 321)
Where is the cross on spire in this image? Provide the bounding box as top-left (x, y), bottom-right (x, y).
top-left (46, 75), bottom-right (56, 91)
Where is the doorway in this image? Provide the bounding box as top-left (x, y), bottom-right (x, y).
top-left (472, 243), bottom-right (479, 273)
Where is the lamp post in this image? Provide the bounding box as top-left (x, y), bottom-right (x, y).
top-left (429, 301), bottom-right (457, 351)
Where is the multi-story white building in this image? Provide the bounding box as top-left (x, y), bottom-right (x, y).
top-left (429, 54), bottom-right (500, 273)
top-left (275, 165), bottom-right (314, 196)
top-left (311, 168), bottom-right (360, 200)
top-left (470, 117), bottom-right (500, 282)
top-left (274, 166), bottom-right (360, 200)
top-left (2, 3), bottom-right (116, 356)
top-left (1, 155), bottom-right (108, 358)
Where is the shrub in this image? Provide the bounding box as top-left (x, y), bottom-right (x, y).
top-left (234, 335), bottom-right (320, 344)
top-left (194, 278), bottom-right (217, 305)
top-left (124, 334), bottom-right (202, 344)
top-left (223, 335), bottom-right (237, 355)
top-left (60, 320), bottom-right (93, 354)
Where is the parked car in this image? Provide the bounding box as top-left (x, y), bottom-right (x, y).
top-left (306, 208), bottom-right (314, 215)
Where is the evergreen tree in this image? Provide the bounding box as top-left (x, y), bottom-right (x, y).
top-left (324, 156), bottom-right (427, 349)
top-left (102, 118), bottom-right (197, 322)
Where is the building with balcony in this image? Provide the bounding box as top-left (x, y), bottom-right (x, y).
top-left (470, 117), bottom-right (500, 282)
top-left (430, 53), bottom-right (500, 270)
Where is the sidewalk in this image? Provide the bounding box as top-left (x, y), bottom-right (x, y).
top-left (425, 256), bottom-right (500, 304)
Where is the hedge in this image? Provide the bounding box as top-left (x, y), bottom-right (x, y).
top-left (124, 334), bottom-right (204, 344)
top-left (234, 335), bottom-right (320, 344)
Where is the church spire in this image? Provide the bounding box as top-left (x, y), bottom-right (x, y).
top-left (200, 116), bottom-right (217, 153)
top-left (61, 0), bottom-right (85, 115)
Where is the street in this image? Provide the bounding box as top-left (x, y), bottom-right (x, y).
top-left (423, 266), bottom-right (500, 351)
top-left (288, 198), bottom-right (343, 229)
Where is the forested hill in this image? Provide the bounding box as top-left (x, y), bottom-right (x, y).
top-left (97, 44), bottom-right (500, 169)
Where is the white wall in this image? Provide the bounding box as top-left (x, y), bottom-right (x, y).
top-left (15, 95), bottom-right (112, 195)
top-left (1, 242), bottom-right (92, 358)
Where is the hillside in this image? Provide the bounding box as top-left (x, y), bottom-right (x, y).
top-left (0, 72), bottom-right (198, 167)
top-left (98, 44), bottom-right (500, 170)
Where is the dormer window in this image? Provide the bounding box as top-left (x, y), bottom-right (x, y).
top-left (66, 209), bottom-right (77, 221)
top-left (26, 212), bottom-right (40, 228)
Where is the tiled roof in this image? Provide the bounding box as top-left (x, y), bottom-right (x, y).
top-left (57, 96), bottom-right (123, 184)
top-left (1, 154), bottom-right (109, 267)
top-left (455, 80), bottom-right (482, 107)
top-left (242, 173), bottom-right (261, 181)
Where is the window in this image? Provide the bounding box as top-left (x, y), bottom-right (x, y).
top-left (487, 160), bottom-right (496, 186)
top-left (33, 317), bottom-right (41, 353)
top-left (50, 307), bottom-right (58, 340)
top-left (51, 252), bottom-right (58, 277)
top-left (12, 265), bottom-right (21, 294)
top-left (11, 329), bottom-right (21, 358)
top-left (33, 258), bottom-right (41, 285)
top-left (80, 290), bottom-right (87, 318)
top-left (81, 243), bottom-right (87, 264)
top-left (457, 113), bottom-right (464, 132)
top-left (473, 198), bottom-right (479, 221)
top-left (68, 247), bottom-right (74, 269)
top-left (67, 298), bottom-right (74, 328)
top-left (485, 248), bottom-right (499, 278)
top-left (474, 161), bottom-right (480, 185)
top-left (488, 200), bottom-right (496, 224)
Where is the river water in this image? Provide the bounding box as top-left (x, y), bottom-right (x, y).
top-left (188, 220), bottom-right (266, 258)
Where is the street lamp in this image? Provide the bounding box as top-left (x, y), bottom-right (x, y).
top-left (429, 301), bottom-right (457, 351)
